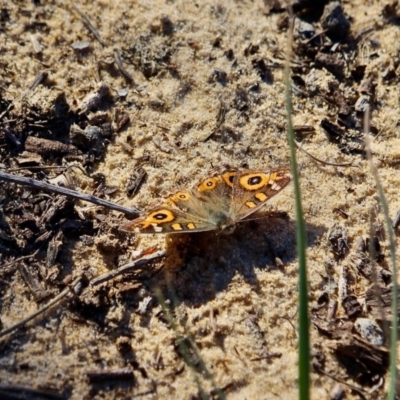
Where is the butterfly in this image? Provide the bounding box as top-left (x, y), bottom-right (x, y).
top-left (121, 167), bottom-right (291, 234)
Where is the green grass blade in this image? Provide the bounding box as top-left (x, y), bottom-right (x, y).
top-left (363, 109), bottom-right (398, 400)
top-left (284, 14), bottom-right (310, 400)
top-left (283, 18), bottom-right (310, 400)
top-left (155, 286), bottom-right (226, 400)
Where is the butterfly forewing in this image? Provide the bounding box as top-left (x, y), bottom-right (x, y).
top-left (230, 168), bottom-right (292, 220)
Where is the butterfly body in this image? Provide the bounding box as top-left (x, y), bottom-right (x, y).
top-left (122, 167), bottom-right (291, 234)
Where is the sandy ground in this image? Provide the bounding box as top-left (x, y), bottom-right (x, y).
top-left (1, 0), bottom-right (399, 399)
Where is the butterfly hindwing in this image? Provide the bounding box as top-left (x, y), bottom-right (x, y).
top-left (121, 203), bottom-right (218, 233)
top-left (192, 168), bottom-right (237, 216)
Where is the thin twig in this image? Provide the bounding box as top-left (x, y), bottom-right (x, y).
top-left (5, 166), bottom-right (68, 172)
top-left (114, 49), bottom-right (134, 83)
top-left (0, 171), bottom-right (139, 216)
top-left (0, 251), bottom-right (165, 338)
top-left (314, 367), bottom-right (368, 400)
top-left (27, 71), bottom-right (48, 91)
top-left (90, 250), bottom-right (166, 286)
top-left (0, 276), bottom-right (84, 339)
top-left (304, 29), bottom-right (328, 45)
top-left (72, 5), bottom-right (106, 46)
top-left (0, 72), bottom-right (48, 124)
top-left (295, 140), bottom-right (352, 167)
top-left (0, 102), bottom-right (14, 121)
top-left (0, 250), bottom-right (40, 279)
top-left (203, 101), bottom-right (226, 142)
top-left (0, 384), bottom-right (65, 400)
top-left (4, 128), bottom-right (21, 148)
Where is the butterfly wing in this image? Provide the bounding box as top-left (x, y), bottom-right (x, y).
top-left (121, 189), bottom-right (221, 234)
top-left (230, 167), bottom-right (291, 221)
top-left (191, 168), bottom-right (236, 215)
top-left (121, 167), bottom-right (290, 234)
top-left (121, 205), bottom-right (219, 234)
top-left (121, 168), bottom-right (238, 234)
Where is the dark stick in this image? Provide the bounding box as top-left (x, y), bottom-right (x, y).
top-left (0, 251), bottom-right (165, 338)
top-left (72, 5), bottom-right (106, 46)
top-left (90, 250), bottom-right (166, 286)
top-left (0, 171), bottom-right (140, 216)
top-left (114, 49), bottom-right (134, 83)
top-left (0, 276), bottom-right (84, 339)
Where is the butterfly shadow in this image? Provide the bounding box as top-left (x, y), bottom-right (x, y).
top-left (152, 213), bottom-right (323, 307)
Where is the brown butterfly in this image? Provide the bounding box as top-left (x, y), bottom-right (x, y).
top-left (122, 167), bottom-right (291, 234)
